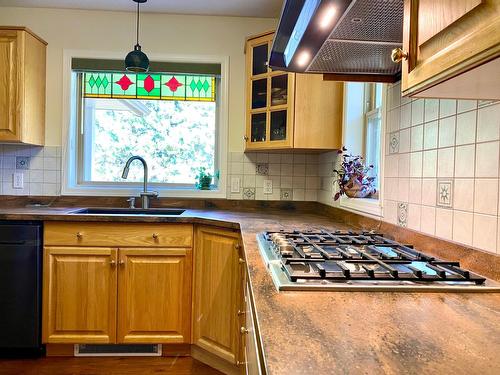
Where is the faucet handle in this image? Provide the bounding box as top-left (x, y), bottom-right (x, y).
top-left (126, 197), bottom-right (136, 208)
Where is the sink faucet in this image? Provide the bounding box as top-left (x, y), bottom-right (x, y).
top-left (121, 156), bottom-right (158, 209)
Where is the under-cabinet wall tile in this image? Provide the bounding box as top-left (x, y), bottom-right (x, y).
top-left (422, 150), bottom-right (437, 178)
top-left (400, 103), bottom-right (412, 129)
top-left (421, 178), bottom-right (437, 206)
top-left (454, 145), bottom-right (475, 178)
top-left (435, 208), bottom-right (453, 240)
top-left (411, 99), bottom-right (424, 126)
top-left (475, 141), bottom-right (499, 178)
top-left (438, 116), bottom-right (456, 148)
top-left (477, 103), bottom-right (500, 143)
top-left (473, 213), bottom-right (497, 253)
top-left (398, 153), bottom-right (410, 177)
top-left (424, 99), bottom-right (439, 123)
top-left (384, 200), bottom-right (398, 224)
top-left (454, 179), bottom-right (474, 212)
top-left (399, 128), bottom-right (410, 153)
top-left (420, 206), bottom-right (436, 236)
top-left (457, 100), bottom-right (477, 114)
top-left (409, 152), bottom-right (423, 178)
top-left (452, 210), bottom-right (473, 246)
top-left (455, 111), bottom-right (477, 146)
top-left (437, 147), bottom-right (454, 178)
top-left (410, 125), bottom-right (424, 151)
top-left (409, 178), bottom-right (422, 204)
top-left (407, 203), bottom-right (421, 231)
top-left (440, 99), bottom-right (457, 118)
top-left (398, 178), bottom-right (409, 202)
top-left (423, 121), bottom-right (438, 150)
top-left (474, 179), bottom-right (498, 216)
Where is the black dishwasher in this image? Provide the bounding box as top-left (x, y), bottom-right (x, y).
top-left (0, 221), bottom-right (43, 356)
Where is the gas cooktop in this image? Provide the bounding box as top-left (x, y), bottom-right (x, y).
top-left (257, 230), bottom-right (500, 292)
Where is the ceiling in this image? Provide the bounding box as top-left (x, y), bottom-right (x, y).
top-left (0, 0), bottom-right (283, 18)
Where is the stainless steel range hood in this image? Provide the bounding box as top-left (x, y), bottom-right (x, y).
top-left (270, 0), bottom-right (404, 82)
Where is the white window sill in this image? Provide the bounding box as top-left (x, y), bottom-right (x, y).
top-left (339, 196), bottom-right (383, 218)
top-left (61, 184), bottom-right (227, 199)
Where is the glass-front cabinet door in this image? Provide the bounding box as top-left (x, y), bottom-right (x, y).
top-left (245, 32), bottom-right (294, 150)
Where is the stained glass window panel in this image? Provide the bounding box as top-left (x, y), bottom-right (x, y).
top-left (112, 73), bottom-right (136, 98)
top-left (82, 71), bottom-right (215, 102)
top-left (161, 75), bottom-right (186, 99)
top-left (84, 72), bottom-right (112, 98)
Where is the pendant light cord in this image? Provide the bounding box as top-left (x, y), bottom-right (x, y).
top-left (136, 1), bottom-right (140, 46)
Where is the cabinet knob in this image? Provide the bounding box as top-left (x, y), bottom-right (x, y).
top-left (76, 232), bottom-right (83, 239)
top-left (237, 361), bottom-right (247, 366)
top-left (235, 244), bottom-right (241, 250)
top-left (110, 260), bottom-right (116, 267)
top-left (243, 136), bottom-right (249, 141)
top-left (240, 326), bottom-right (249, 335)
top-left (119, 260), bottom-right (125, 266)
top-left (152, 233), bottom-right (159, 240)
top-left (239, 258), bottom-right (246, 264)
top-left (391, 48), bottom-right (409, 63)
top-left (237, 310), bottom-right (246, 316)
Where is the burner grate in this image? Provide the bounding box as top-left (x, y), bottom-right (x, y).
top-left (264, 230), bottom-right (486, 285)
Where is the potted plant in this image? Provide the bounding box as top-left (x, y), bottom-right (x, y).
top-left (333, 147), bottom-right (376, 201)
top-left (195, 167), bottom-right (219, 190)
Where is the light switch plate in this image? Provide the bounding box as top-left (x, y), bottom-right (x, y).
top-left (230, 177), bottom-right (240, 193)
top-left (263, 179), bottom-right (273, 194)
top-left (13, 172), bottom-right (24, 189)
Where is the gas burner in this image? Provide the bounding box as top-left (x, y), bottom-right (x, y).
top-left (257, 229), bottom-right (499, 292)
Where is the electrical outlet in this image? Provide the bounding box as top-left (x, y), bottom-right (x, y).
top-left (263, 179), bottom-right (273, 194)
top-left (13, 172), bottom-right (24, 189)
top-left (230, 177), bottom-right (241, 193)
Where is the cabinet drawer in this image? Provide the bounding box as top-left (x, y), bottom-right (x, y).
top-left (44, 222), bottom-right (193, 248)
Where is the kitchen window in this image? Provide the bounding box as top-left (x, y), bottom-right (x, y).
top-left (62, 54), bottom-right (228, 197)
top-left (340, 82), bottom-right (385, 217)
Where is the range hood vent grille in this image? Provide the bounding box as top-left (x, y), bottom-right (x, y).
top-left (309, 40), bottom-right (402, 74)
top-left (329, 0), bottom-right (403, 43)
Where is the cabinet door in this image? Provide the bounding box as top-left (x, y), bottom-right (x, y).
top-left (117, 248), bottom-right (192, 344)
top-left (0, 30), bottom-right (20, 141)
top-left (42, 247), bottom-right (117, 344)
top-left (245, 32), bottom-right (294, 150)
top-left (401, 0), bottom-right (500, 96)
top-left (244, 282), bottom-right (263, 375)
top-left (193, 226), bottom-right (244, 364)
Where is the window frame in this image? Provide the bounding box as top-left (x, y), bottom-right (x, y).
top-left (338, 82), bottom-right (387, 218)
top-left (61, 49), bottom-right (229, 198)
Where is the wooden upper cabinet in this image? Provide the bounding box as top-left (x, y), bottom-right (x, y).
top-left (193, 226), bottom-right (245, 365)
top-left (117, 248), bottom-right (192, 344)
top-left (399, 0), bottom-right (500, 99)
top-left (245, 31), bottom-right (343, 151)
top-left (42, 247), bottom-right (118, 344)
top-left (0, 27), bottom-right (46, 145)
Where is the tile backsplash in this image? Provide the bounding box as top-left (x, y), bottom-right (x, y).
top-left (227, 152), bottom-right (320, 202)
top-left (0, 145), bottom-right (62, 196)
top-left (316, 83), bottom-right (500, 256)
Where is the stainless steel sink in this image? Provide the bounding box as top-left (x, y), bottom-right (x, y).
top-left (71, 208), bottom-right (185, 216)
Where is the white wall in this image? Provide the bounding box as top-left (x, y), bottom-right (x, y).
top-left (0, 7), bottom-right (276, 149)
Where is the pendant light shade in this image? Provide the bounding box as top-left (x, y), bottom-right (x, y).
top-left (125, 0), bottom-right (149, 72)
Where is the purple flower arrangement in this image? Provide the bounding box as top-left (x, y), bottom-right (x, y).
top-left (333, 147), bottom-right (376, 201)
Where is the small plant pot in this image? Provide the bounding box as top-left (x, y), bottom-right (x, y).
top-left (344, 177), bottom-right (373, 199)
top-left (197, 176), bottom-right (212, 190)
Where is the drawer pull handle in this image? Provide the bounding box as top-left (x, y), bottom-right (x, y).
top-left (76, 232), bottom-right (83, 239)
top-left (240, 327), bottom-right (249, 335)
top-left (110, 260), bottom-right (116, 267)
top-left (237, 361), bottom-right (247, 366)
top-left (152, 233), bottom-right (159, 240)
top-left (391, 48), bottom-right (408, 63)
top-left (237, 310), bottom-right (246, 316)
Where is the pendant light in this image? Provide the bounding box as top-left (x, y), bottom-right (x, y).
top-left (125, 0), bottom-right (149, 72)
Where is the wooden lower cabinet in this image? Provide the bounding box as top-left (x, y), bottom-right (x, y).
top-left (193, 226), bottom-right (245, 365)
top-left (117, 248), bottom-right (192, 343)
top-left (42, 247), bottom-right (117, 344)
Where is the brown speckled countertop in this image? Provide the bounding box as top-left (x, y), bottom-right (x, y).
top-left (0, 206), bottom-right (499, 374)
